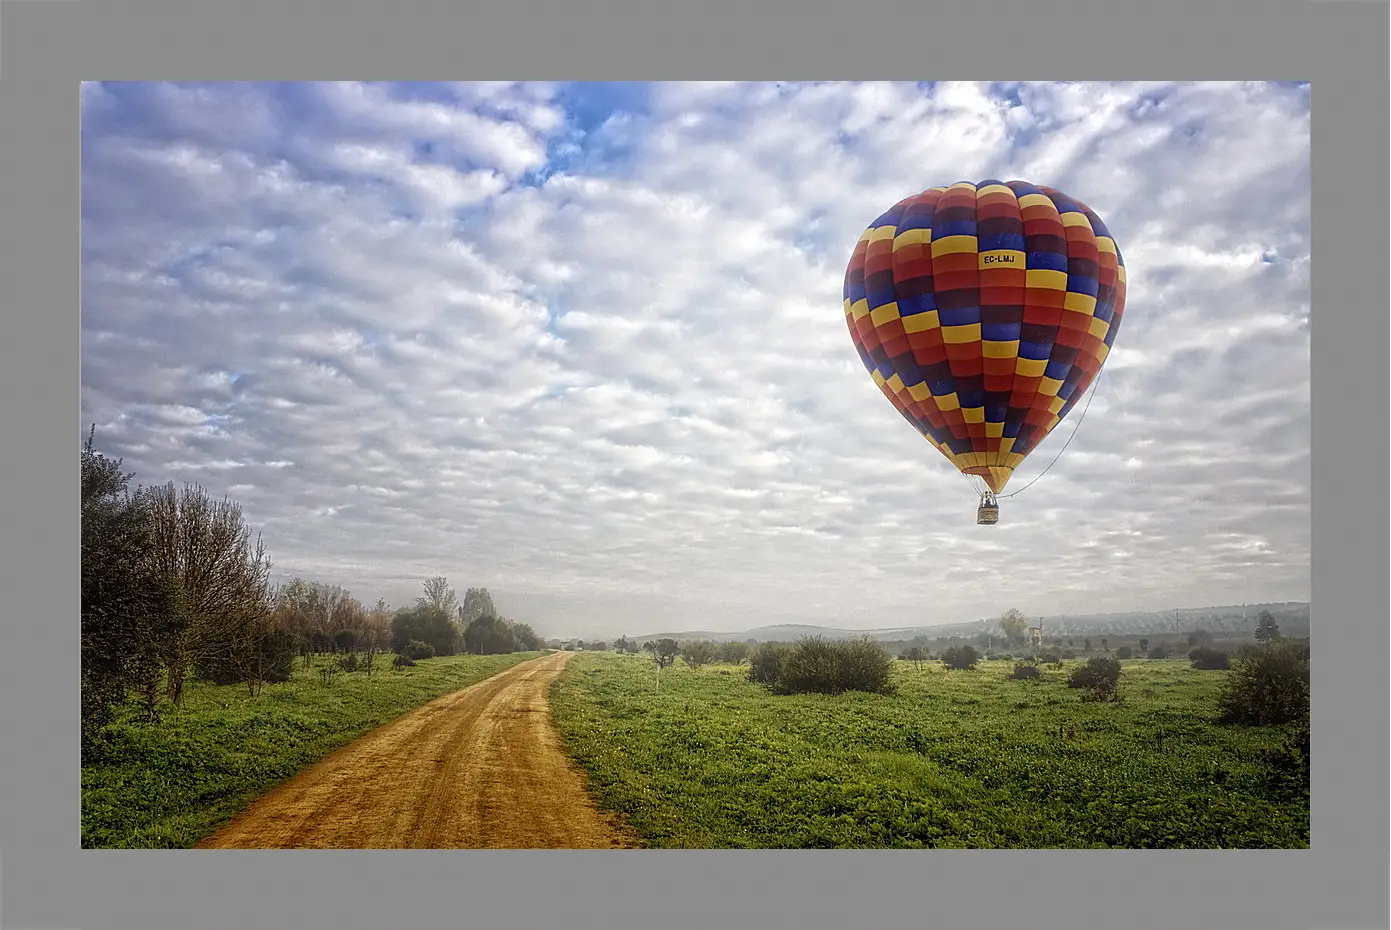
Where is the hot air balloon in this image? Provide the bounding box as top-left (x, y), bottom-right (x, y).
top-left (842, 180), bottom-right (1126, 524)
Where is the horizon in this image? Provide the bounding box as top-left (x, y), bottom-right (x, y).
top-left (80, 81), bottom-right (1312, 637)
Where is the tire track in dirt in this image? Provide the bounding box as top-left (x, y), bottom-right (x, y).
top-left (197, 651), bottom-right (636, 849)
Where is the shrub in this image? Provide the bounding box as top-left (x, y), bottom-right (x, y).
top-left (1114, 646), bottom-right (1133, 659)
top-left (939, 645), bottom-right (980, 671)
top-left (392, 653), bottom-right (416, 670)
top-left (1061, 650), bottom-right (1077, 660)
top-left (1216, 641), bottom-right (1309, 726)
top-left (261, 628), bottom-right (297, 683)
top-left (776, 636), bottom-right (893, 696)
top-left (403, 640), bottom-right (436, 661)
top-left (1068, 656), bottom-right (1121, 693)
top-left (1038, 651), bottom-right (1061, 664)
top-left (826, 637), bottom-right (894, 694)
top-left (1190, 646), bottom-right (1230, 670)
top-left (338, 652), bottom-right (360, 673)
top-left (1146, 646), bottom-right (1170, 659)
top-left (747, 642), bottom-right (787, 686)
top-left (1009, 663), bottom-right (1042, 681)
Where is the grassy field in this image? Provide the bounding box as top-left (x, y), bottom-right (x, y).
top-left (81, 651), bottom-right (544, 848)
top-left (550, 652), bottom-right (1309, 849)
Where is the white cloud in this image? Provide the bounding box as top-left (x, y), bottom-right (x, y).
top-left (80, 81), bottom-right (1311, 637)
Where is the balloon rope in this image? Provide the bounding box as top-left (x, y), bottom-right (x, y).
top-left (999, 369), bottom-right (1105, 501)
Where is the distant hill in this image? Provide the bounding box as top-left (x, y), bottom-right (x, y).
top-left (631, 602), bottom-right (1309, 646)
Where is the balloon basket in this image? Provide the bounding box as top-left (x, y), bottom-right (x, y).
top-left (976, 494), bottom-right (1000, 525)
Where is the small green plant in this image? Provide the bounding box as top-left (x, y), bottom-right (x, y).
top-left (317, 665), bottom-right (340, 686)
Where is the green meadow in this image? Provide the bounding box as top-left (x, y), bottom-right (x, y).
top-left (81, 651), bottom-right (543, 849)
top-left (550, 652), bottom-right (1309, 849)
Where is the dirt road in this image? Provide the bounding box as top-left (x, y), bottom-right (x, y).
top-left (198, 651), bottom-right (636, 849)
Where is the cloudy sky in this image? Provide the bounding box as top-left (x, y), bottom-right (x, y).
top-left (80, 81), bottom-right (1311, 637)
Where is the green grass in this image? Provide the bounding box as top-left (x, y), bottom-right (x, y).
top-left (82, 651), bottom-right (544, 848)
top-left (550, 653), bottom-right (1309, 849)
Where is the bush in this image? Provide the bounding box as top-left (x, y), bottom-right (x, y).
top-left (403, 640), bottom-right (436, 661)
top-left (1216, 641), bottom-right (1309, 726)
top-left (1115, 646), bottom-right (1133, 659)
top-left (1009, 663), bottom-right (1042, 681)
top-left (1061, 650), bottom-right (1077, 660)
top-left (392, 653), bottom-right (416, 670)
top-left (261, 628), bottom-right (297, 683)
top-left (1146, 646), bottom-right (1170, 659)
top-left (338, 652), bottom-right (360, 673)
top-left (1190, 646), bottom-right (1230, 670)
top-left (825, 637), bottom-right (894, 694)
top-left (939, 645), bottom-right (980, 671)
top-left (775, 636), bottom-right (893, 696)
top-left (1038, 651), bottom-right (1061, 665)
top-left (1068, 656), bottom-right (1121, 695)
top-left (747, 642), bottom-right (787, 686)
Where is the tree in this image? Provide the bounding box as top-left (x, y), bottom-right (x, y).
top-left (512, 622), bottom-right (544, 651)
top-left (998, 608), bottom-right (1027, 645)
top-left (1139, 638), bottom-right (1150, 654)
top-left (459, 587), bottom-right (497, 623)
top-left (1101, 637), bottom-right (1110, 652)
top-left (900, 646), bottom-right (929, 670)
top-left (718, 640), bottom-right (750, 665)
top-left (1187, 629), bottom-right (1213, 647)
top-left (417, 576), bottom-right (458, 617)
top-left (613, 634), bottom-right (633, 654)
top-left (462, 614), bottom-right (519, 655)
top-left (142, 480), bottom-right (273, 705)
top-left (586, 639), bottom-right (609, 651)
top-left (681, 640), bottom-right (719, 669)
top-left (81, 430), bottom-right (183, 756)
top-left (1083, 638), bottom-right (1092, 652)
top-left (1254, 610), bottom-right (1282, 643)
top-left (391, 605), bottom-right (459, 656)
top-left (647, 638), bottom-right (679, 670)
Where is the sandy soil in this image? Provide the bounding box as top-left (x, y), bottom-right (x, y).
top-left (197, 651), bottom-right (636, 849)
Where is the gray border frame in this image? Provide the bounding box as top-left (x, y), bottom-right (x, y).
top-left (2, 0), bottom-right (1383, 928)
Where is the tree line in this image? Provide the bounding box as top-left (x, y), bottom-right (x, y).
top-left (80, 430), bottom-right (541, 761)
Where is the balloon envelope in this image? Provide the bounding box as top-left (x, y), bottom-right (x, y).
top-left (842, 180), bottom-right (1127, 494)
